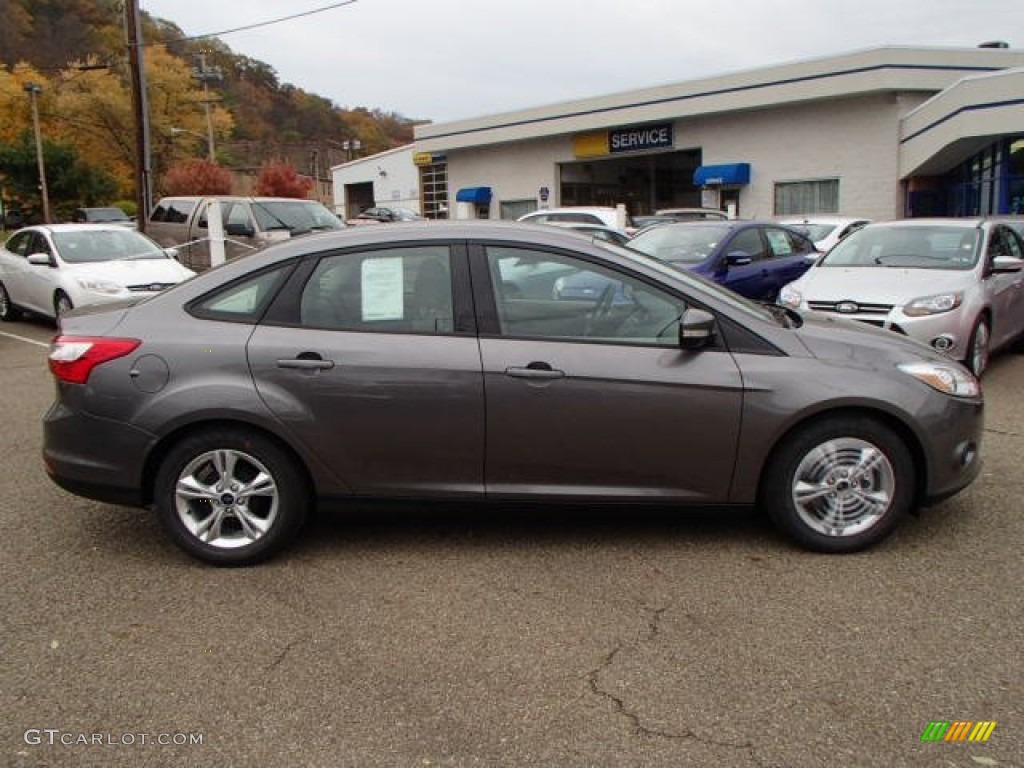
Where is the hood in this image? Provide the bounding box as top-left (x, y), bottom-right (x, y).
top-left (793, 311), bottom-right (949, 368)
top-left (793, 265), bottom-right (972, 304)
top-left (63, 258), bottom-right (193, 285)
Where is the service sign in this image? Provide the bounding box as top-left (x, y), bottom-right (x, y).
top-left (609, 123), bottom-right (673, 154)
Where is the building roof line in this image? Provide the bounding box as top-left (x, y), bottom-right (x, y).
top-left (419, 64), bottom-right (999, 144)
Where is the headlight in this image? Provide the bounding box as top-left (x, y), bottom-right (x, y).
top-left (76, 278), bottom-right (124, 295)
top-left (778, 284), bottom-right (802, 309)
top-left (898, 361), bottom-right (979, 398)
top-left (903, 292), bottom-right (962, 317)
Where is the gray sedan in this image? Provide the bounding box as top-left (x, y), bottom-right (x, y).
top-left (43, 222), bottom-right (983, 565)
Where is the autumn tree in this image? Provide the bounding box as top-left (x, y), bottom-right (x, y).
top-left (162, 159), bottom-right (232, 195)
top-left (255, 160), bottom-right (312, 198)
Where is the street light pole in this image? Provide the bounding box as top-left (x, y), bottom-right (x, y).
top-left (23, 83), bottom-right (51, 224)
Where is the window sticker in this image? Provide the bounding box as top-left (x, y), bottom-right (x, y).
top-left (766, 230), bottom-right (793, 255)
top-left (361, 257), bottom-right (404, 321)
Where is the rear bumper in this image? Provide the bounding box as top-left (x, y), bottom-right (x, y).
top-left (42, 400), bottom-right (155, 507)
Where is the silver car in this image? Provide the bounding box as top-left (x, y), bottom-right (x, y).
top-left (779, 218), bottom-right (1024, 376)
top-left (43, 222), bottom-right (983, 565)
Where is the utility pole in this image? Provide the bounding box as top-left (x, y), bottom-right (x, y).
top-left (191, 54), bottom-right (222, 162)
top-left (125, 0), bottom-right (153, 231)
top-left (23, 83), bottom-right (51, 224)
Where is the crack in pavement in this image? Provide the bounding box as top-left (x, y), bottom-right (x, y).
top-left (984, 427), bottom-right (1024, 438)
top-left (585, 604), bottom-right (762, 762)
top-left (265, 632), bottom-right (310, 673)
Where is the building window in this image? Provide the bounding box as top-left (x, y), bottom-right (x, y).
top-left (774, 179), bottom-right (839, 215)
top-left (500, 199), bottom-right (537, 220)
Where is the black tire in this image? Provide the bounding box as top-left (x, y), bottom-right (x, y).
top-left (154, 428), bottom-right (309, 566)
top-left (0, 281), bottom-right (22, 321)
top-left (966, 316), bottom-right (990, 378)
top-left (760, 417), bottom-right (914, 553)
top-left (54, 291), bottom-right (73, 319)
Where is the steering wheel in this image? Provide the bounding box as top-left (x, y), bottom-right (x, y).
top-left (585, 283), bottom-right (616, 336)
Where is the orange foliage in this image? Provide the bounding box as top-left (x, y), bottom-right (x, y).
top-left (162, 159), bottom-right (233, 195)
top-left (255, 160), bottom-right (313, 198)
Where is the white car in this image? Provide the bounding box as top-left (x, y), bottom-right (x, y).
top-left (518, 206), bottom-right (633, 231)
top-left (779, 218), bottom-right (1024, 376)
top-left (779, 216), bottom-right (871, 253)
top-left (0, 224), bottom-right (195, 321)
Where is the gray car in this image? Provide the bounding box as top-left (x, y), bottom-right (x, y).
top-left (43, 222), bottom-right (984, 565)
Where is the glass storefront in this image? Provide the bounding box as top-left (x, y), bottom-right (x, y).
top-left (558, 150), bottom-right (702, 215)
top-left (945, 137), bottom-right (1024, 216)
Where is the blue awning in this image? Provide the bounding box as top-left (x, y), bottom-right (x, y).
top-left (693, 163), bottom-right (751, 186)
top-left (456, 187), bottom-right (492, 204)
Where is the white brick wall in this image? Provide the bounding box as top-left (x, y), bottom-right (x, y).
top-left (445, 93), bottom-right (933, 221)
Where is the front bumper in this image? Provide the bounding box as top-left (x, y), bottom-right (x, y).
top-left (805, 304), bottom-right (973, 361)
top-left (919, 392), bottom-right (984, 505)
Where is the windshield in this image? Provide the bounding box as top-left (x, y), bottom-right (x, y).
top-left (629, 224), bottom-right (730, 264)
top-left (52, 229), bottom-right (165, 263)
top-left (252, 201), bottom-right (344, 232)
top-left (823, 225), bottom-right (980, 270)
top-left (595, 239), bottom-right (777, 324)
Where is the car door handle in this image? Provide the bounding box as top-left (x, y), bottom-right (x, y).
top-left (505, 362), bottom-right (565, 380)
top-left (277, 352), bottom-right (335, 371)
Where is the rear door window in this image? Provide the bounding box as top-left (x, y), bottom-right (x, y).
top-left (299, 246), bottom-right (455, 334)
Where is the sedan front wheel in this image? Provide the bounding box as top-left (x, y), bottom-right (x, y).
top-left (761, 417), bottom-right (914, 552)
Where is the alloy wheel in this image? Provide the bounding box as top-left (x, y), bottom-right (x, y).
top-left (173, 448), bottom-right (280, 550)
top-left (790, 437), bottom-right (896, 538)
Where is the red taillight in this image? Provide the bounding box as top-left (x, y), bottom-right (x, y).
top-left (48, 336), bottom-right (141, 384)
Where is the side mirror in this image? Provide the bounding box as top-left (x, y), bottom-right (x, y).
top-left (991, 255), bottom-right (1023, 274)
top-left (726, 251), bottom-right (752, 266)
top-left (225, 221), bottom-right (255, 237)
top-left (27, 252), bottom-right (53, 267)
top-left (678, 308), bottom-right (716, 350)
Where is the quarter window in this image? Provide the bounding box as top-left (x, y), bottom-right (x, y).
top-left (299, 246), bottom-right (454, 334)
top-left (486, 247), bottom-right (686, 346)
top-left (5, 231), bottom-right (33, 257)
top-left (190, 264), bottom-right (293, 322)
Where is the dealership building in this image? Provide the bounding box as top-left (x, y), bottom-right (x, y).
top-left (396, 45), bottom-right (1024, 222)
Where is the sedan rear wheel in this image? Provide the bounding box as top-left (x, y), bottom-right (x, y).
top-left (762, 417), bottom-right (914, 552)
top-left (0, 282), bottom-right (22, 321)
top-left (155, 429), bottom-right (308, 565)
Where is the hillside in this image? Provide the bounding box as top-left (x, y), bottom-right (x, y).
top-left (0, 0), bottom-right (418, 217)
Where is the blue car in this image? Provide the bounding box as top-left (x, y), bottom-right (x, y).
top-left (627, 220), bottom-right (819, 301)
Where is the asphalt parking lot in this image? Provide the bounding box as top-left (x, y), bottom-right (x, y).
top-left (2, 316), bottom-right (1021, 768)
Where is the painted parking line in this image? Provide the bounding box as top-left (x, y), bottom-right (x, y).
top-left (0, 330), bottom-right (50, 349)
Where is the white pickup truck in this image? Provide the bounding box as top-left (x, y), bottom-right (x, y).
top-left (146, 196), bottom-right (345, 271)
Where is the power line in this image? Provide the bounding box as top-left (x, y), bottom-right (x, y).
top-left (152, 0), bottom-right (359, 44)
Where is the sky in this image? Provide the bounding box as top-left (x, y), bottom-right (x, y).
top-left (140, 0), bottom-right (1023, 125)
